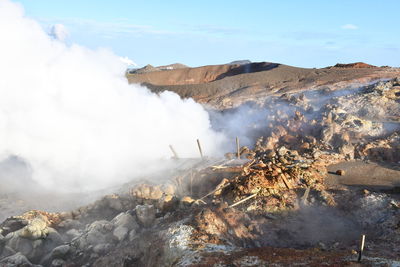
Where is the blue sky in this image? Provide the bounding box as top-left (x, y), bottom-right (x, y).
top-left (17, 0), bottom-right (400, 68)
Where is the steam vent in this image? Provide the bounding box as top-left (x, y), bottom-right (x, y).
top-left (2, 0), bottom-right (400, 266)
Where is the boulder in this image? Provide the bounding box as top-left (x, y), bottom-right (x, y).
top-left (128, 229), bottom-right (137, 242)
top-left (19, 217), bottom-right (49, 240)
top-left (65, 229), bottom-right (81, 240)
top-left (0, 245), bottom-right (16, 258)
top-left (57, 219), bottom-right (82, 230)
top-left (158, 195), bottom-right (178, 212)
top-left (136, 205), bottom-right (156, 227)
top-left (0, 217), bottom-right (28, 236)
top-left (6, 227), bottom-right (62, 263)
top-left (110, 212), bottom-right (139, 241)
top-left (50, 244), bottom-right (70, 259)
top-left (113, 226), bottom-right (129, 241)
top-left (180, 196), bottom-right (195, 208)
top-left (111, 212), bottom-right (138, 231)
top-left (72, 220), bottom-right (113, 250)
top-left (0, 252), bottom-right (34, 266)
top-left (93, 243), bottom-right (112, 254)
top-left (51, 258), bottom-right (65, 267)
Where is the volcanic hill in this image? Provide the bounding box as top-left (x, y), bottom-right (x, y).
top-left (127, 61), bottom-right (400, 109)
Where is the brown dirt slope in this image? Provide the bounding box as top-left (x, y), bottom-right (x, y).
top-left (330, 62), bottom-right (376, 68)
top-left (127, 62), bottom-right (400, 109)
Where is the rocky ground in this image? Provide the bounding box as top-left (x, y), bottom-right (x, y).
top-left (1, 75), bottom-right (400, 266)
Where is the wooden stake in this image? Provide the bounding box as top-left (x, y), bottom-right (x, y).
top-left (236, 137), bottom-right (240, 159)
top-left (200, 183), bottom-right (231, 200)
top-left (301, 187), bottom-right (310, 205)
top-left (169, 145), bottom-right (179, 159)
top-left (279, 174), bottom-right (291, 189)
top-left (190, 169), bottom-right (194, 196)
top-left (229, 193), bottom-right (257, 208)
top-left (196, 139), bottom-right (204, 158)
top-left (357, 234), bottom-right (366, 262)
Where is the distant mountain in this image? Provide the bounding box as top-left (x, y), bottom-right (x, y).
top-left (328, 62), bottom-right (376, 69)
top-left (127, 61), bottom-right (399, 109)
top-left (128, 63), bottom-right (188, 74)
top-left (229, 60), bottom-right (252, 65)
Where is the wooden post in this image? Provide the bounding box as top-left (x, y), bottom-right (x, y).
top-left (279, 174), bottom-right (291, 189)
top-left (190, 169), bottom-right (194, 196)
top-left (229, 193), bottom-right (257, 208)
top-left (196, 139), bottom-right (203, 158)
top-left (236, 137), bottom-right (240, 159)
top-left (357, 234), bottom-right (366, 262)
top-left (301, 187), bottom-right (310, 205)
top-left (200, 183), bottom-right (231, 200)
top-left (169, 145), bottom-right (179, 159)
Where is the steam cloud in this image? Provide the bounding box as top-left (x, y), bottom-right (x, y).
top-left (0, 0), bottom-right (225, 191)
top-left (49, 23), bottom-right (69, 41)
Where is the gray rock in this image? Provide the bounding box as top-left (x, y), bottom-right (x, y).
top-left (72, 220), bottom-right (114, 250)
top-left (51, 258), bottom-right (65, 267)
top-left (0, 252), bottom-right (33, 266)
top-left (128, 229), bottom-right (137, 242)
top-left (57, 219), bottom-right (82, 230)
top-left (85, 221), bottom-right (113, 245)
top-left (0, 217), bottom-right (29, 236)
top-left (111, 212), bottom-right (139, 231)
top-left (65, 229), bottom-right (81, 240)
top-left (93, 243), bottom-right (112, 254)
top-left (107, 197), bottom-right (124, 211)
top-left (0, 234), bottom-right (5, 251)
top-left (7, 232), bottom-right (33, 257)
top-left (6, 227), bottom-right (62, 263)
top-left (87, 220), bottom-right (113, 233)
top-left (136, 205), bottom-right (156, 227)
top-left (50, 244), bottom-right (70, 259)
top-left (0, 245), bottom-right (16, 258)
top-left (113, 226), bottom-right (128, 241)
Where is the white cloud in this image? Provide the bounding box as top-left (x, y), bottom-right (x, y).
top-left (49, 23), bottom-right (69, 41)
top-left (41, 17), bottom-right (174, 38)
top-left (341, 24), bottom-right (359, 30)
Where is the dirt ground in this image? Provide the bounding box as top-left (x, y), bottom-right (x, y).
top-left (326, 160), bottom-right (400, 190)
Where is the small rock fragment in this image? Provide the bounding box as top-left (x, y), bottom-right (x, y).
top-left (335, 169), bottom-right (345, 176)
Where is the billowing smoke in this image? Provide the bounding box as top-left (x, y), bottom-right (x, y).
top-left (0, 0), bottom-right (225, 191)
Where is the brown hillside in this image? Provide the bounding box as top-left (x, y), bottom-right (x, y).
top-left (127, 62), bottom-right (400, 109)
top-left (330, 62), bottom-right (376, 68)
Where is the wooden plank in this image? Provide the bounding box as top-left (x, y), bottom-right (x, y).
top-left (236, 137), bottom-right (240, 159)
top-left (169, 145), bottom-right (179, 159)
top-left (197, 139), bottom-right (204, 158)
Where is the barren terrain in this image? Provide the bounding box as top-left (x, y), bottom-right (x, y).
top-left (1, 62), bottom-right (400, 266)
top-left (127, 61), bottom-right (400, 109)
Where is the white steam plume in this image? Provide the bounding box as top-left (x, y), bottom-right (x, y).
top-left (0, 0), bottom-right (225, 191)
top-left (49, 23), bottom-right (69, 41)
top-left (119, 56), bottom-right (137, 67)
